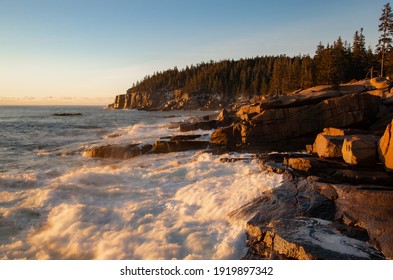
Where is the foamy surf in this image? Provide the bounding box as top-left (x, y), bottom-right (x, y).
top-left (0, 151), bottom-right (283, 260)
top-left (0, 106), bottom-right (284, 260)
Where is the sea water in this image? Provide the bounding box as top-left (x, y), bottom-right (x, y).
top-left (0, 106), bottom-right (283, 260)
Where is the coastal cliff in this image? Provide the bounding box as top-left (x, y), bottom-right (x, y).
top-left (109, 89), bottom-right (227, 110)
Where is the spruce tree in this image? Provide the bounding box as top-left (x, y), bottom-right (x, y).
top-left (352, 28), bottom-right (368, 79)
top-left (377, 2), bottom-right (393, 77)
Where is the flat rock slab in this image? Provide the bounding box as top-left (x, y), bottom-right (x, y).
top-left (332, 169), bottom-right (393, 186)
top-left (152, 140), bottom-right (210, 153)
top-left (179, 120), bottom-right (218, 132)
top-left (252, 217), bottom-right (384, 260)
top-left (333, 184), bottom-right (393, 258)
top-left (83, 144), bottom-right (152, 160)
top-left (52, 113), bottom-right (82, 116)
top-left (160, 134), bottom-right (202, 141)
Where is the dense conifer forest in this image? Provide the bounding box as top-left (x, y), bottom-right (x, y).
top-left (129, 3), bottom-right (393, 99)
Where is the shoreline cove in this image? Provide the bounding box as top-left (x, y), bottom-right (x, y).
top-left (0, 106), bottom-right (282, 260)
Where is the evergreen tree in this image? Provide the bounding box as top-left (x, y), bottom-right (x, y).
top-left (377, 2), bottom-right (393, 77)
top-left (314, 42), bottom-right (334, 84)
top-left (331, 37), bottom-right (351, 84)
top-left (352, 28), bottom-right (368, 79)
top-left (300, 55), bottom-right (314, 88)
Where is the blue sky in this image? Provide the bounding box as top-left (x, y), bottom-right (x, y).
top-left (0, 0), bottom-right (388, 105)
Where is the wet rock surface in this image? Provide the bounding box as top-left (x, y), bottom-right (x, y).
top-left (83, 144), bottom-right (153, 160)
top-left (239, 152), bottom-right (393, 260)
top-left (151, 140), bottom-right (210, 153)
top-left (244, 217), bottom-right (384, 260)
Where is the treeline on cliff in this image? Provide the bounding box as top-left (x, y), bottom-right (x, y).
top-left (130, 29), bottom-right (378, 98)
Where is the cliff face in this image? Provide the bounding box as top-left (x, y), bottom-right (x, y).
top-left (112, 92), bottom-right (156, 110)
top-left (109, 89), bottom-right (229, 110)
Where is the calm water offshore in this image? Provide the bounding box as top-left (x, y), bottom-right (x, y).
top-left (0, 106), bottom-right (283, 259)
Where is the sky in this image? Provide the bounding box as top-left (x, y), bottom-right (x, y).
top-left (0, 0), bottom-right (388, 105)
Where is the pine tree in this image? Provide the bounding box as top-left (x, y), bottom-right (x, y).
top-left (331, 37), bottom-right (351, 84)
top-left (352, 28), bottom-right (368, 79)
top-left (377, 2), bottom-right (393, 77)
top-left (300, 55), bottom-right (313, 88)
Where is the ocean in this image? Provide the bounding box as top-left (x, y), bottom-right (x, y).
top-left (0, 106), bottom-right (283, 260)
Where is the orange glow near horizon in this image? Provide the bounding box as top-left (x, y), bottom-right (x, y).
top-left (0, 96), bottom-right (114, 106)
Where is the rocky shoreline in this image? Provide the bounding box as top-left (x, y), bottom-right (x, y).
top-left (96, 78), bottom-right (393, 259)
top-left (241, 152), bottom-right (393, 260)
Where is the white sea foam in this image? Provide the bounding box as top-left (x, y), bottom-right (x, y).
top-left (0, 151), bottom-right (283, 260)
top-left (100, 121), bottom-right (214, 146)
top-left (101, 122), bottom-right (174, 143)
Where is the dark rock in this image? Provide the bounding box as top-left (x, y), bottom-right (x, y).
top-left (235, 172), bottom-right (386, 259)
top-left (271, 152), bottom-right (393, 186)
top-left (210, 124), bottom-right (242, 147)
top-left (83, 144), bottom-right (152, 160)
top-left (341, 135), bottom-right (379, 167)
top-left (332, 169), bottom-right (393, 186)
top-left (384, 96), bottom-right (393, 105)
top-left (152, 140), bottom-right (209, 153)
top-left (370, 111), bottom-right (393, 131)
top-left (250, 152), bottom-right (393, 259)
top-left (232, 175), bottom-right (336, 228)
top-left (246, 217), bottom-right (384, 260)
top-left (160, 135), bottom-right (202, 141)
top-left (53, 113), bottom-right (82, 116)
top-left (179, 120), bottom-right (218, 132)
top-left (322, 127), bottom-right (382, 136)
top-left (333, 184), bottom-right (393, 258)
top-left (237, 165), bottom-right (392, 259)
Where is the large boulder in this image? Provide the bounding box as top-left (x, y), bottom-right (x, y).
top-left (378, 120), bottom-right (393, 171)
top-left (342, 135), bottom-right (379, 167)
top-left (210, 124), bottom-right (242, 147)
top-left (314, 134), bottom-right (345, 158)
